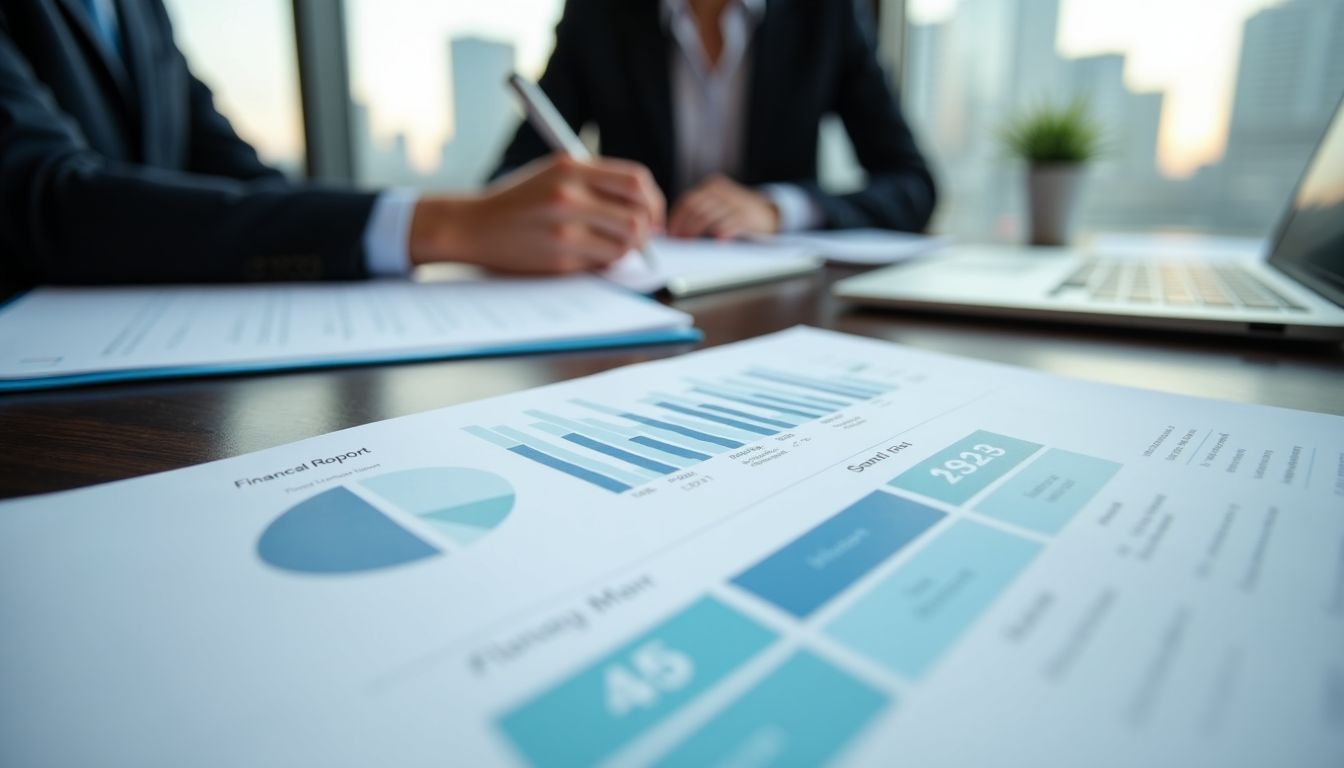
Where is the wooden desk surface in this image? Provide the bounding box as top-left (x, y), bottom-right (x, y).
top-left (3, 267), bottom-right (1342, 500)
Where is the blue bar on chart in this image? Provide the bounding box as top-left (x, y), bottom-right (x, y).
top-left (573, 399), bottom-right (747, 450)
top-left (743, 368), bottom-right (886, 400)
top-left (975, 449), bottom-right (1122, 535)
top-left (463, 426), bottom-right (635, 493)
top-left (580, 417), bottom-right (718, 459)
top-left (696, 403), bottom-right (796, 430)
top-left (524, 410), bottom-right (695, 469)
top-left (654, 651), bottom-right (890, 768)
top-left (631, 436), bottom-right (711, 461)
top-left (732, 491), bottom-right (945, 619)
top-left (647, 399), bottom-right (779, 437)
top-left (889, 430), bottom-right (1043, 506)
top-left (687, 384), bottom-right (830, 419)
top-left (826, 521), bottom-right (1041, 679)
top-left (497, 597), bottom-right (777, 768)
top-left (717, 379), bottom-right (853, 410)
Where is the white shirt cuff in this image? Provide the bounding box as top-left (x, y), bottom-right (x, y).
top-left (362, 188), bottom-right (419, 276)
top-left (760, 183), bottom-right (825, 232)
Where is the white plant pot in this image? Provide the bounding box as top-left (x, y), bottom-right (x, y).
top-left (1027, 163), bottom-right (1085, 246)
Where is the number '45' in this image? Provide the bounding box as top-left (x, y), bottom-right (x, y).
top-left (604, 640), bottom-right (695, 717)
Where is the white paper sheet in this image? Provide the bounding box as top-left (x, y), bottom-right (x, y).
top-left (1, 327), bottom-right (1341, 767)
top-left (603, 238), bottom-right (820, 295)
top-left (762, 229), bottom-right (950, 264)
top-left (0, 276), bottom-right (693, 387)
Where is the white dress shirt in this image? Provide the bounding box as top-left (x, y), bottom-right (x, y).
top-left (662, 0), bottom-right (822, 231)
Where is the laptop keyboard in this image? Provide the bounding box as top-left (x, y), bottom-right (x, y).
top-left (1051, 259), bottom-right (1306, 311)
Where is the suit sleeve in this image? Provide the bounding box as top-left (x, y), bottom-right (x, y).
top-left (183, 68), bottom-right (288, 182)
top-left (489, 0), bottom-right (594, 181)
top-left (0, 20), bottom-right (375, 285)
top-left (149, 0), bottom-right (287, 183)
top-left (799, 0), bottom-right (937, 232)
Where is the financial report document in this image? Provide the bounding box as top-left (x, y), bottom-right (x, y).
top-left (1, 328), bottom-right (1341, 767)
top-left (0, 277), bottom-right (695, 390)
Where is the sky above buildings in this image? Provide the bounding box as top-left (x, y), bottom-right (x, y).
top-left (165, 0), bottom-right (1288, 178)
top-left (911, 0), bottom-right (1281, 178)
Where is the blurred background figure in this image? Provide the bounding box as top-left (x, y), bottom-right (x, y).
top-left (492, 0), bottom-right (938, 240)
top-left (0, 0), bottom-right (663, 285)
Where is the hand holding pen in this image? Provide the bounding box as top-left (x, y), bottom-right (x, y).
top-left (507, 73), bottom-right (663, 271)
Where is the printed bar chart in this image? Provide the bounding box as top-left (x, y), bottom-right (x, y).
top-left (465, 366), bottom-right (901, 494)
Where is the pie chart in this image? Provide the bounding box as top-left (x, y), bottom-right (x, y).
top-left (257, 467), bottom-right (515, 574)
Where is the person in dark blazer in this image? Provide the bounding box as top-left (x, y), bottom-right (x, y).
top-left (493, 0), bottom-right (936, 240)
top-left (0, 0), bottom-right (663, 285)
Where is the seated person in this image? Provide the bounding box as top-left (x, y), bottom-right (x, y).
top-left (0, 0), bottom-right (663, 285)
top-left (493, 0), bottom-right (937, 240)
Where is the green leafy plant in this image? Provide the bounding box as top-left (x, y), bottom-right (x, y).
top-left (1001, 99), bottom-right (1103, 164)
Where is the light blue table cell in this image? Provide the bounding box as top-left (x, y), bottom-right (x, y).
top-left (731, 491), bottom-right (944, 619)
top-left (497, 597), bottom-right (776, 768)
top-left (655, 651), bottom-right (890, 768)
top-left (976, 449), bottom-right (1122, 534)
top-left (888, 430), bottom-right (1043, 506)
top-left (826, 521), bottom-right (1041, 680)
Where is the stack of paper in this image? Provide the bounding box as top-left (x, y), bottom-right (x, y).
top-left (0, 276), bottom-right (698, 391)
top-left (603, 237), bottom-right (821, 296)
top-left (763, 229), bottom-right (949, 264)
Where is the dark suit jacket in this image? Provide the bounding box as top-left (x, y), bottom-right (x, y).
top-left (0, 0), bottom-right (375, 285)
top-left (494, 0), bottom-right (936, 232)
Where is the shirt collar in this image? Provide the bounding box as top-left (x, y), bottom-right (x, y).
top-left (661, 0), bottom-right (766, 30)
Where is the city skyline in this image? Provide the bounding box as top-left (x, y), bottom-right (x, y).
top-left (157, 0), bottom-right (1344, 239)
top-left (166, 0), bottom-right (1302, 181)
top-left (903, 0), bottom-right (1343, 238)
top-left (911, 0), bottom-right (1283, 178)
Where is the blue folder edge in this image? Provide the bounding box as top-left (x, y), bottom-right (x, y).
top-left (0, 325), bottom-right (703, 393)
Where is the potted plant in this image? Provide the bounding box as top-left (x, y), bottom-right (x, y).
top-left (1001, 99), bottom-right (1103, 246)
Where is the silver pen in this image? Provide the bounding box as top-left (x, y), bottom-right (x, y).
top-left (506, 73), bottom-right (660, 271)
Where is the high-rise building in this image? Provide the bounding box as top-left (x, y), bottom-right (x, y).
top-left (920, 0), bottom-right (1068, 237)
top-left (903, 21), bottom-right (946, 133)
top-left (902, 0), bottom-right (1216, 237)
top-left (350, 99), bottom-right (418, 187)
top-left (439, 36), bottom-right (518, 190)
top-left (1217, 0), bottom-right (1344, 231)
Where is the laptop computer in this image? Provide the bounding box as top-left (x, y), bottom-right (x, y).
top-left (833, 97), bottom-right (1344, 340)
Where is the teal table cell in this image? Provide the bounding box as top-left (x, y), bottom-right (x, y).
top-left (498, 597), bottom-right (776, 767)
top-left (731, 491), bottom-right (945, 619)
top-left (826, 521), bottom-right (1041, 679)
top-left (976, 449), bottom-right (1122, 535)
top-left (656, 651), bottom-right (889, 768)
top-left (889, 430), bottom-right (1042, 506)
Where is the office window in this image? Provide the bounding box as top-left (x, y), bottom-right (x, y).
top-left (161, 0), bottom-right (306, 176)
top-left (343, 0), bottom-right (564, 191)
top-left (895, 0), bottom-right (1344, 239)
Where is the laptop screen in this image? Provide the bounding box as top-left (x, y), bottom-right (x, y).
top-left (1268, 96), bottom-right (1344, 307)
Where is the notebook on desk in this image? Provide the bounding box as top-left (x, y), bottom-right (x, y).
top-left (834, 96), bottom-right (1344, 340)
top-left (603, 238), bottom-right (821, 297)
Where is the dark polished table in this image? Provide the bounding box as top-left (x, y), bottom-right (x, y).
top-left (3, 266), bottom-right (1342, 500)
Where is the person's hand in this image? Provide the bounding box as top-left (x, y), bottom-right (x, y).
top-left (667, 175), bottom-right (780, 239)
top-left (408, 154), bottom-right (665, 274)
